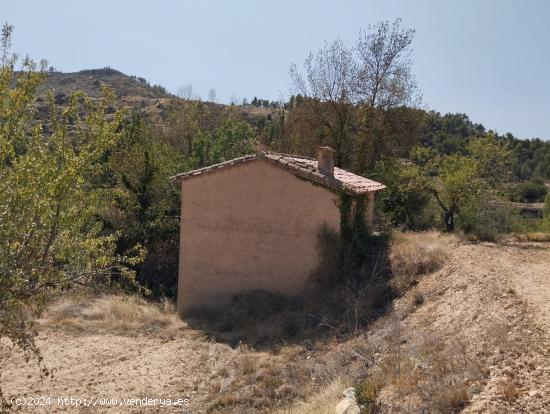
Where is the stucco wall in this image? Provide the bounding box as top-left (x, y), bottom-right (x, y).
top-left (177, 159), bottom-right (341, 314)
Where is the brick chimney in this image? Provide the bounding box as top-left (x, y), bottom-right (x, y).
top-left (317, 146), bottom-right (335, 176)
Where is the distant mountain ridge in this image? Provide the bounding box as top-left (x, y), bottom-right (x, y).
top-left (31, 67), bottom-right (279, 130)
top-left (37, 67), bottom-right (173, 100)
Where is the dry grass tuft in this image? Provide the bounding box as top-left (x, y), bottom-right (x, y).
top-left (499, 378), bottom-right (520, 402)
top-left (41, 295), bottom-right (185, 337)
top-left (205, 347), bottom-right (314, 413)
top-left (510, 232), bottom-right (550, 242)
top-left (389, 231), bottom-right (457, 294)
top-left (364, 332), bottom-right (487, 413)
top-left (240, 354), bottom-right (259, 375)
top-left (270, 377), bottom-right (348, 414)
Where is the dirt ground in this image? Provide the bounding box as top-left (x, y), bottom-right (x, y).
top-left (389, 241), bottom-right (550, 413)
top-left (2, 241), bottom-right (550, 413)
top-left (1, 325), bottom-right (229, 413)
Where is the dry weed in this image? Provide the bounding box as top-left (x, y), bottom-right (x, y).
top-left (512, 232), bottom-right (550, 242)
top-left (240, 354), bottom-right (259, 375)
top-left (361, 330), bottom-right (487, 413)
top-left (205, 345), bottom-right (316, 413)
top-left (499, 378), bottom-right (520, 402)
top-left (270, 377), bottom-right (348, 414)
top-left (389, 231), bottom-right (457, 293)
top-left (40, 295), bottom-right (184, 337)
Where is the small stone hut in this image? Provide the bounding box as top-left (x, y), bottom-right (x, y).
top-left (170, 147), bottom-right (385, 315)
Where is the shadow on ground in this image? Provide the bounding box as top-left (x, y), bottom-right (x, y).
top-left (185, 232), bottom-right (394, 350)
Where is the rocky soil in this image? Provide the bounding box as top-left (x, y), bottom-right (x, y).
top-left (385, 242), bottom-right (550, 413)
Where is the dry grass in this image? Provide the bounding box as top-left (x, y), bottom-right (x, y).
top-left (509, 232), bottom-right (550, 242)
top-left (499, 378), bottom-right (520, 402)
top-left (205, 346), bottom-right (315, 413)
top-left (24, 294), bottom-right (323, 413)
top-left (32, 294), bottom-right (369, 413)
top-left (270, 377), bottom-right (348, 414)
top-left (389, 231), bottom-right (457, 294)
top-left (40, 295), bottom-right (185, 337)
top-left (359, 330), bottom-right (488, 413)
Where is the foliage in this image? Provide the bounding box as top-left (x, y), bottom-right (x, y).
top-left (355, 19), bottom-right (418, 108)
top-left (418, 111), bottom-right (550, 182)
top-left (250, 96), bottom-right (280, 108)
top-left (290, 19), bottom-right (418, 108)
top-left (505, 135), bottom-right (550, 181)
top-left (426, 153), bottom-right (481, 231)
top-left (507, 180), bottom-right (548, 203)
top-left (355, 379), bottom-right (381, 414)
top-left (102, 114), bottom-right (182, 297)
top-left (0, 28), bottom-right (141, 408)
top-left (189, 118), bottom-right (255, 169)
top-left (374, 159), bottom-right (434, 230)
top-left (412, 135), bottom-right (510, 232)
top-left (418, 112), bottom-right (483, 155)
top-left (457, 200), bottom-right (513, 241)
top-left (467, 134), bottom-right (511, 182)
top-left (100, 106), bottom-right (256, 299)
top-left (289, 19), bottom-right (418, 170)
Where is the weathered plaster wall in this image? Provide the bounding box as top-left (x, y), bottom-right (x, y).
top-left (177, 160), bottom-right (341, 314)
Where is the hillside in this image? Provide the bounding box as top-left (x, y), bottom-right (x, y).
top-left (2, 237), bottom-right (550, 413)
top-left (28, 68), bottom-right (178, 122)
top-left (37, 68), bottom-right (173, 100)
top-left (32, 68), bottom-right (279, 127)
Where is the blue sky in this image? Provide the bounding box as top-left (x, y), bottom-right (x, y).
top-left (4, 0), bottom-right (550, 139)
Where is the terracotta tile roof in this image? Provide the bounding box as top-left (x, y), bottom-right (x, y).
top-left (170, 151), bottom-right (385, 195)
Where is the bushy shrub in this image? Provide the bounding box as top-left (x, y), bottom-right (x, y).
top-left (374, 160), bottom-right (435, 230)
top-left (355, 379), bottom-right (381, 413)
top-left (102, 114), bottom-right (182, 298)
top-left (507, 180), bottom-right (548, 203)
top-left (458, 201), bottom-right (513, 241)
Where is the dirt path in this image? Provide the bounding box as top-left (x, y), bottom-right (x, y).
top-left (502, 243), bottom-right (550, 334)
top-left (452, 242), bottom-right (550, 334)
top-left (440, 242), bottom-right (550, 333)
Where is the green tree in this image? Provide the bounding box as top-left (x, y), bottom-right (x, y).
top-left (414, 135), bottom-right (510, 232)
top-left (0, 27), bottom-right (141, 407)
top-left (466, 134), bottom-right (511, 183)
top-left (102, 114), bottom-right (182, 297)
top-left (374, 159), bottom-right (433, 230)
top-left (190, 118), bottom-right (255, 168)
top-left (427, 154), bottom-right (480, 232)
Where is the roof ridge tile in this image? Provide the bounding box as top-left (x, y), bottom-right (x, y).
top-left (170, 150), bottom-right (385, 195)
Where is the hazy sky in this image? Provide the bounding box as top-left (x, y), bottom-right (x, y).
top-left (4, 0), bottom-right (550, 139)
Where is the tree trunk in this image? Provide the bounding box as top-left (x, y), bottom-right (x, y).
top-left (444, 210), bottom-right (454, 232)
